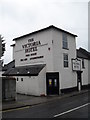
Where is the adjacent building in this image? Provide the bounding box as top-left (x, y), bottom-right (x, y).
top-left (77, 48), bottom-right (90, 89)
top-left (1, 60), bottom-right (16, 101)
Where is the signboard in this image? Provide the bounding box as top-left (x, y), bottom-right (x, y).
top-left (22, 38), bottom-right (41, 54)
top-left (72, 58), bottom-right (81, 71)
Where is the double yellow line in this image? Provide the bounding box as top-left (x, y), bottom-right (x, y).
top-left (0, 106), bottom-right (30, 113)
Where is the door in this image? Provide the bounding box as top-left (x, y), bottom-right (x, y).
top-left (46, 72), bottom-right (59, 95)
top-left (77, 71), bottom-right (82, 91)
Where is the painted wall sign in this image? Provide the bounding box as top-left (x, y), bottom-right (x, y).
top-left (22, 38), bottom-right (41, 53)
top-left (20, 38), bottom-right (45, 62)
top-left (72, 58), bottom-right (81, 71)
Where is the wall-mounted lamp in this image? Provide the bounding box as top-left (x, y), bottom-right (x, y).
top-left (17, 71), bottom-right (19, 74)
top-left (27, 71), bottom-right (30, 74)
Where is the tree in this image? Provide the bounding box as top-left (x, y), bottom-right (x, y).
top-left (0, 35), bottom-right (5, 59)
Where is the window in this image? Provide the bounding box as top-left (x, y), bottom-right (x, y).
top-left (63, 53), bottom-right (69, 67)
top-left (21, 78), bottom-right (23, 81)
top-left (62, 33), bottom-right (68, 49)
top-left (54, 79), bottom-right (57, 87)
top-left (49, 79), bottom-right (52, 87)
top-left (17, 78), bottom-right (18, 81)
top-left (82, 59), bottom-right (85, 68)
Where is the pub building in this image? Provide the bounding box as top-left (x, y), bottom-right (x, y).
top-left (3, 25), bottom-right (90, 96)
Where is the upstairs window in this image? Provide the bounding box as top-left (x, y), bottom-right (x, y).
top-left (82, 59), bottom-right (85, 69)
top-left (63, 53), bottom-right (69, 67)
top-left (62, 33), bottom-right (68, 49)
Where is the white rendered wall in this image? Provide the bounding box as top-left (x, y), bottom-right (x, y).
top-left (13, 46), bottom-right (15, 60)
top-left (38, 66), bottom-right (46, 96)
top-left (16, 76), bottom-right (40, 96)
top-left (14, 29), bottom-right (54, 72)
top-left (80, 59), bottom-right (89, 86)
top-left (16, 67), bottom-right (46, 96)
top-left (52, 29), bottom-right (77, 90)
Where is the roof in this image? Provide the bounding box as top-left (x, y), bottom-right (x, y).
top-left (2, 60), bottom-right (15, 71)
top-left (3, 64), bottom-right (46, 76)
top-left (77, 48), bottom-right (90, 60)
top-left (13, 25), bottom-right (77, 41)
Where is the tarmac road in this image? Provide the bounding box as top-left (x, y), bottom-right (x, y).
top-left (2, 91), bottom-right (89, 118)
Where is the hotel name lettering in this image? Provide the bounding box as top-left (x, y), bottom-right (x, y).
top-left (22, 38), bottom-right (41, 53)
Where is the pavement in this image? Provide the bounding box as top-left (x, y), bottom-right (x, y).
top-left (2, 89), bottom-right (89, 111)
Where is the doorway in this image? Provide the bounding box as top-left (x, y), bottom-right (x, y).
top-left (46, 72), bottom-right (59, 95)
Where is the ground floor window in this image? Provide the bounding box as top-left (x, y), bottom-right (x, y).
top-left (21, 78), bottom-right (23, 81)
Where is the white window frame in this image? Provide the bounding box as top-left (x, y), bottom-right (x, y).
top-left (62, 33), bottom-right (68, 49)
top-left (63, 53), bottom-right (69, 68)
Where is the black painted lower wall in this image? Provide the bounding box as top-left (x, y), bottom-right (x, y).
top-left (82, 84), bottom-right (90, 90)
top-left (61, 87), bottom-right (77, 94)
top-left (61, 84), bottom-right (90, 94)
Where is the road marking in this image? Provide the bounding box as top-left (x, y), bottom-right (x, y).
top-left (1, 106), bottom-right (30, 113)
top-left (54, 103), bottom-right (89, 118)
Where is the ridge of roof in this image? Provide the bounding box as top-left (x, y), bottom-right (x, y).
top-left (13, 25), bottom-right (77, 41)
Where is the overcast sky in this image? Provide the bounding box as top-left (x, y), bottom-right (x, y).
top-left (0, 0), bottom-right (89, 64)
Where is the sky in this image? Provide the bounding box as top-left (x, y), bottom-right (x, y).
top-left (0, 0), bottom-right (89, 64)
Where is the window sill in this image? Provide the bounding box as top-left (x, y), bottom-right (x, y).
top-left (64, 67), bottom-right (69, 68)
top-left (82, 67), bottom-right (85, 69)
top-left (62, 47), bottom-right (69, 50)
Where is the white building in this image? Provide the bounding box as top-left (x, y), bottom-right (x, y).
top-left (3, 25), bottom-right (89, 96)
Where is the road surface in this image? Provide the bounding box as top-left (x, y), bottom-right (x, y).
top-left (2, 91), bottom-right (89, 118)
